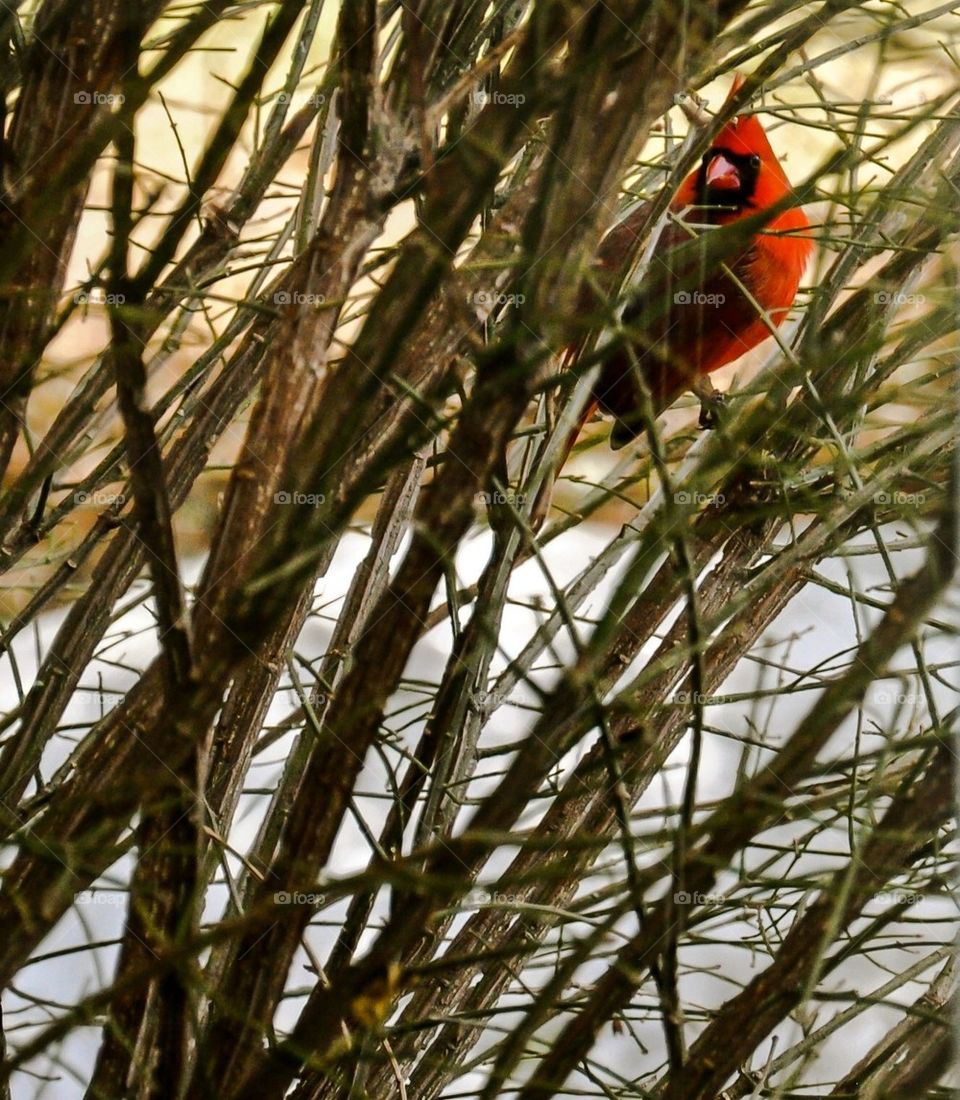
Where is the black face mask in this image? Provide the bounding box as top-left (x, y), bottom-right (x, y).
top-left (695, 147), bottom-right (763, 211)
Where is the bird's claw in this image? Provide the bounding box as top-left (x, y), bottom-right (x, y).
top-left (698, 389), bottom-right (726, 430)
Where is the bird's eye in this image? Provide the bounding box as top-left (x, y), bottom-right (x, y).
top-left (749, 154), bottom-right (761, 168)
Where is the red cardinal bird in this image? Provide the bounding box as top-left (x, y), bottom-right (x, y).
top-left (570, 76), bottom-right (812, 449)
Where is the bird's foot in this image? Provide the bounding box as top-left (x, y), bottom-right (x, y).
top-left (693, 379), bottom-right (726, 430)
top-left (698, 393), bottom-right (725, 430)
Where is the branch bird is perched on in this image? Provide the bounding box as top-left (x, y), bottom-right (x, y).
top-left (567, 75), bottom-right (813, 450)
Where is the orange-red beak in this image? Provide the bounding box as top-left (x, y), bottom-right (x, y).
top-left (705, 153), bottom-right (741, 191)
